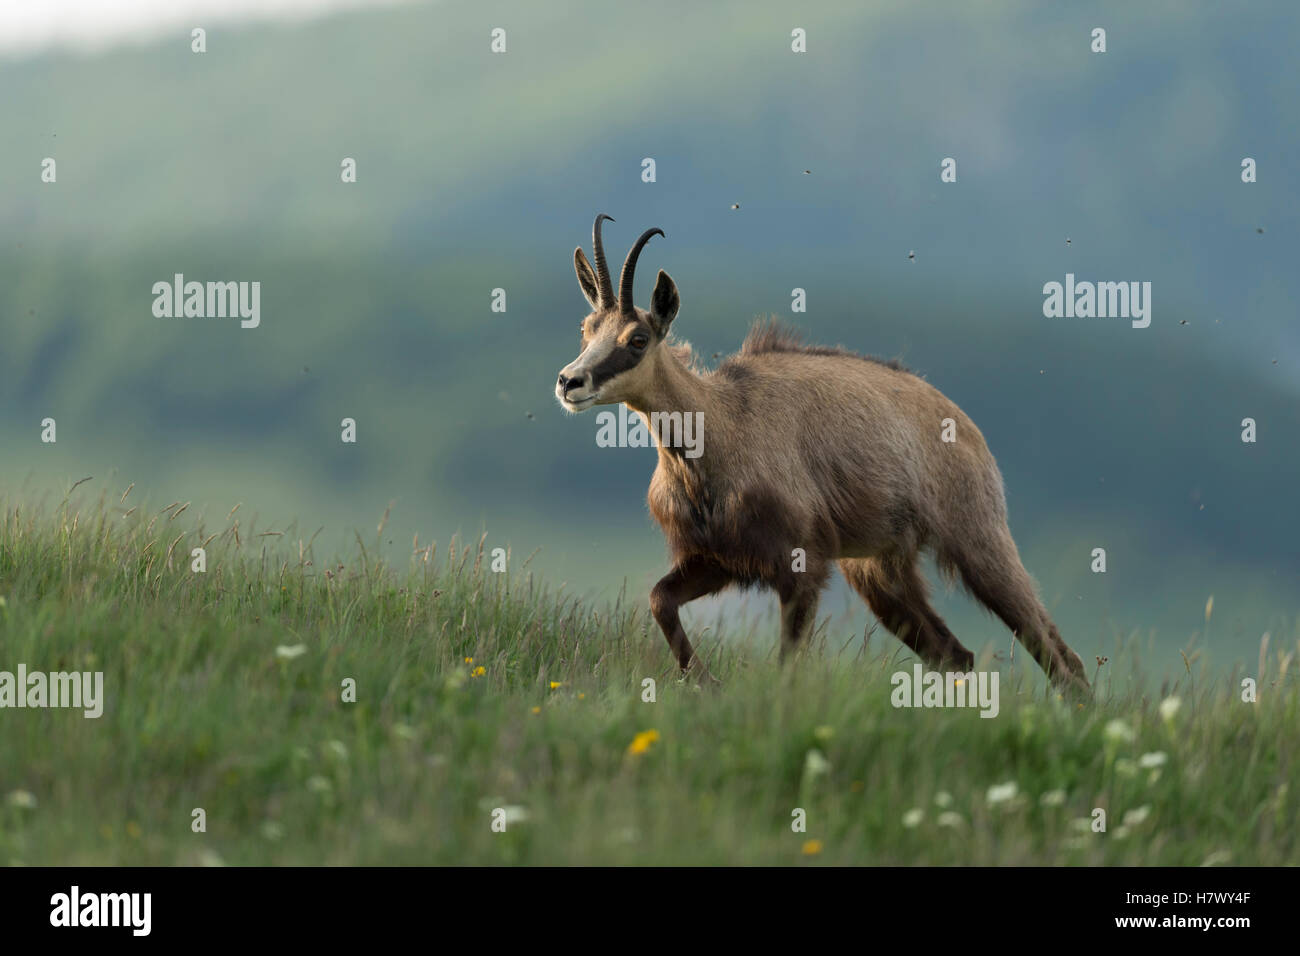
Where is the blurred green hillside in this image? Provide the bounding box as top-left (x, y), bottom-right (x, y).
top-left (1, 0), bottom-right (1297, 669)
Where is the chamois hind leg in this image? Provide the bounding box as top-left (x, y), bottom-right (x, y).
top-left (943, 528), bottom-right (1090, 694)
top-left (650, 555), bottom-right (732, 682)
top-left (840, 555), bottom-right (975, 670)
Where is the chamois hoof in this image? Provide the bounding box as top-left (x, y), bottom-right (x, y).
top-left (1055, 671), bottom-right (1093, 704)
top-left (681, 660), bottom-right (722, 688)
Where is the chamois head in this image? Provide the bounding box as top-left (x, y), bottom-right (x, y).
top-left (555, 214), bottom-right (680, 412)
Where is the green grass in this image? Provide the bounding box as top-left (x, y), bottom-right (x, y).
top-left (1, 485), bottom-right (1297, 865)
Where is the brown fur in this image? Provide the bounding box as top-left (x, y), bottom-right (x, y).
top-left (557, 220), bottom-right (1090, 692)
top-left (737, 319), bottom-right (909, 372)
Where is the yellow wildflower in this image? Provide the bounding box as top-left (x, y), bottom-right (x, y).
top-left (627, 729), bottom-right (660, 755)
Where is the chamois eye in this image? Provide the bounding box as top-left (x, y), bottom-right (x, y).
top-left (630, 334), bottom-right (649, 350)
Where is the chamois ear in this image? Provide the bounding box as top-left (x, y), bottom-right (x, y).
top-left (574, 247), bottom-right (600, 310)
top-left (650, 269), bottom-right (680, 334)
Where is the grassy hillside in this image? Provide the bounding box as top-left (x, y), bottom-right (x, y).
top-left (1, 486), bottom-right (1295, 865)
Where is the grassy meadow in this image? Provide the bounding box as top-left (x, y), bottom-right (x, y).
top-left (0, 484), bottom-right (1296, 866)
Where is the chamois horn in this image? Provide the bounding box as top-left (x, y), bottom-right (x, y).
top-left (592, 213), bottom-right (616, 308)
top-left (619, 227), bottom-right (664, 315)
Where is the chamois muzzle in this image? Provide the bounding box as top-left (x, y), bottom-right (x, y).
top-left (557, 370), bottom-right (590, 398)
top-left (555, 363), bottom-right (597, 411)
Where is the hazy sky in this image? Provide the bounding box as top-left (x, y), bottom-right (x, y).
top-left (0, 0), bottom-right (415, 56)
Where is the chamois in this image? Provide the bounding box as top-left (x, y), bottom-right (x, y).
top-left (555, 215), bottom-right (1090, 693)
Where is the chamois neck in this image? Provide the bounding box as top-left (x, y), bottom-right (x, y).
top-left (623, 347), bottom-right (718, 469)
top-left (625, 346), bottom-right (711, 418)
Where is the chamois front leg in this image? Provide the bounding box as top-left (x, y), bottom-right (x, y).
top-left (649, 556), bottom-right (732, 682)
top-left (777, 568), bottom-right (827, 663)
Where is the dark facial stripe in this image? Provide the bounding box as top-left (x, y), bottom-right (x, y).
top-left (589, 346), bottom-right (643, 390)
